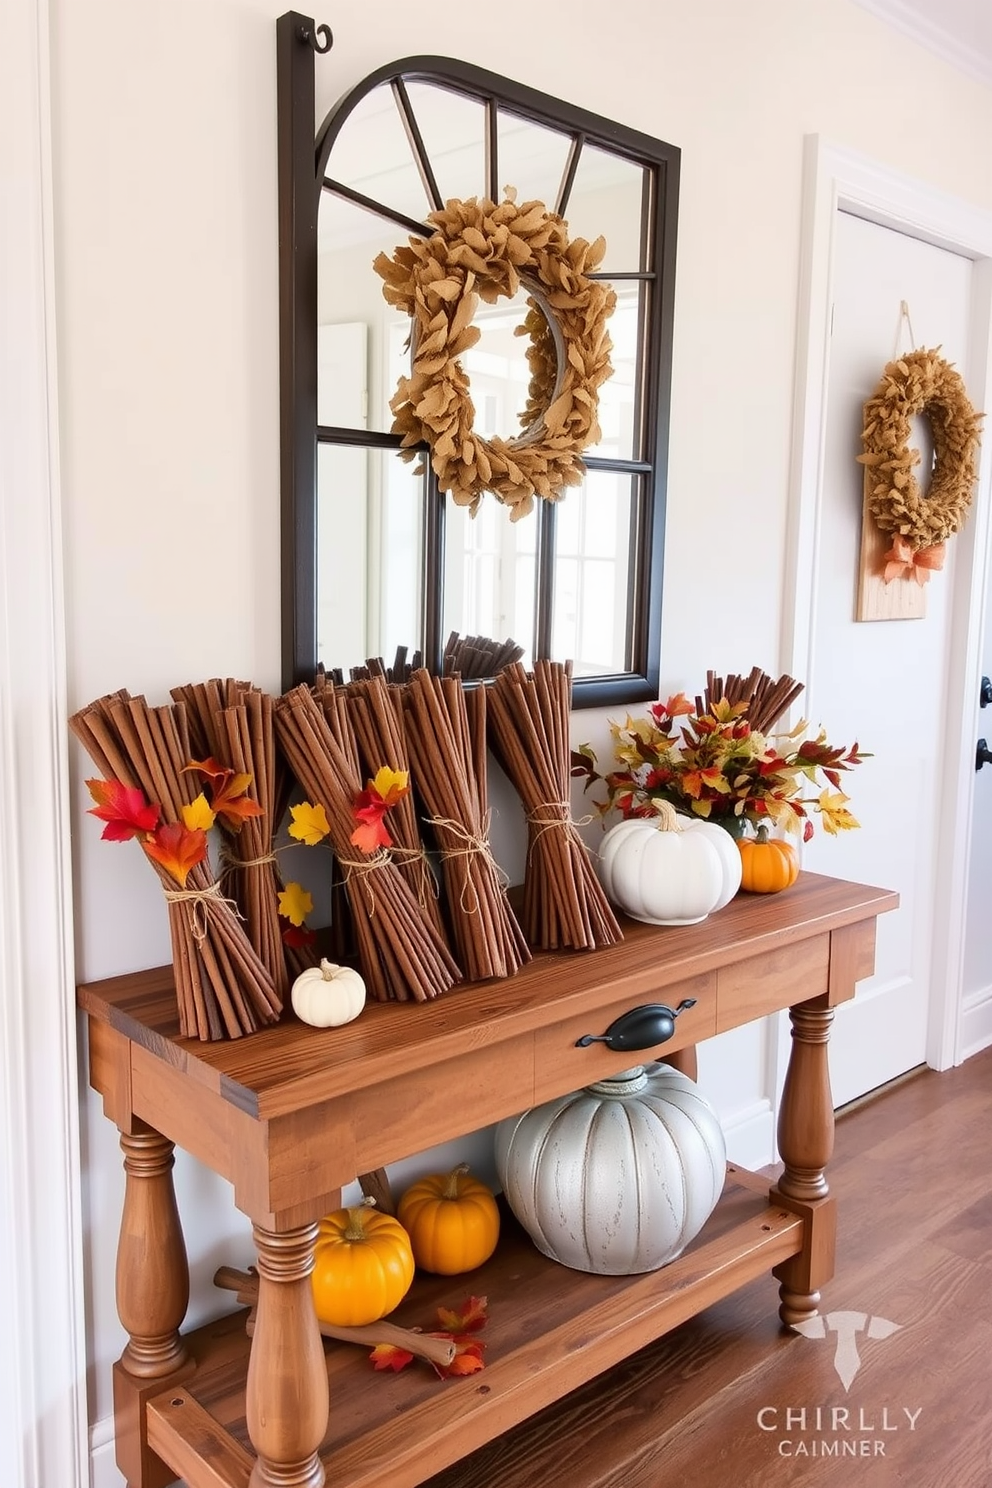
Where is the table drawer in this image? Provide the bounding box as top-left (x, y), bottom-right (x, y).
top-left (531, 971), bottom-right (717, 1104)
top-left (716, 934), bottom-right (830, 1030)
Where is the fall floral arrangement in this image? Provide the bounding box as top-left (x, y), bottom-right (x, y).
top-left (573, 670), bottom-right (867, 841)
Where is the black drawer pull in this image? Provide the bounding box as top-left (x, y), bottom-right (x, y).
top-left (575, 999), bottom-right (697, 1052)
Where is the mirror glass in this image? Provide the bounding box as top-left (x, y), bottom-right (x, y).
top-left (288, 56), bottom-right (678, 699)
top-left (553, 470), bottom-right (636, 676)
top-left (325, 82), bottom-right (431, 223)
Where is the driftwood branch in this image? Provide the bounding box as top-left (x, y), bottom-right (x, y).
top-left (213, 1265), bottom-right (456, 1367)
top-left (358, 1167), bottom-right (396, 1215)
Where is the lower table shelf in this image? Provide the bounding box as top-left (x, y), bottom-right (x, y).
top-left (145, 1169), bottom-right (803, 1488)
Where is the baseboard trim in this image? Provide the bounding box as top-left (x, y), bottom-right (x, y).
top-left (960, 983), bottom-right (992, 1061)
top-left (721, 1099), bottom-right (775, 1172)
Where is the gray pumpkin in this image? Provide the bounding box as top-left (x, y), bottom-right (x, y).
top-left (494, 1063), bottom-right (726, 1275)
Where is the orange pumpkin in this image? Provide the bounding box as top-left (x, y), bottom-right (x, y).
top-left (737, 831), bottom-right (800, 894)
top-left (397, 1164), bottom-right (500, 1275)
top-left (310, 1199), bottom-right (414, 1326)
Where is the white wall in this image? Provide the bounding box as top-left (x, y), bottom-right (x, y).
top-left (46, 0), bottom-right (992, 1480)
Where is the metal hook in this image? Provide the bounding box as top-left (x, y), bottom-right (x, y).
top-left (297, 21), bottom-right (333, 54)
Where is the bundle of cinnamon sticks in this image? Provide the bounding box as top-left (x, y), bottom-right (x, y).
top-left (487, 662), bottom-right (622, 952)
top-left (697, 668), bottom-right (804, 735)
top-left (171, 678), bottom-right (289, 1001)
top-left (70, 691), bottom-right (281, 1040)
top-left (404, 669), bottom-right (530, 982)
top-left (274, 685), bottom-right (460, 1001)
top-left (325, 673), bottom-right (448, 945)
top-left (442, 631), bottom-right (525, 679)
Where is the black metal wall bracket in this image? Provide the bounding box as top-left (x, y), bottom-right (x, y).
top-left (298, 19), bottom-right (332, 52)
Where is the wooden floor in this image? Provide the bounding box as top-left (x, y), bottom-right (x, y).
top-left (421, 1046), bottom-right (992, 1488)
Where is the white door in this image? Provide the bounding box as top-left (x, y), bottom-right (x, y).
top-left (961, 613), bottom-right (992, 1055)
top-left (803, 209), bottom-right (974, 1108)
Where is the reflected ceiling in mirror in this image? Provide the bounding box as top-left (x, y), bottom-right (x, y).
top-left (281, 45), bottom-right (680, 703)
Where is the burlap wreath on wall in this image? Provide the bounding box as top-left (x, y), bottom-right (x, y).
top-left (857, 348), bottom-right (983, 561)
top-left (373, 190), bottom-right (616, 522)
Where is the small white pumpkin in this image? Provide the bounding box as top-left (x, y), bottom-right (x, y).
top-left (291, 958), bottom-right (366, 1028)
top-left (495, 1063), bottom-right (726, 1275)
top-left (598, 803), bottom-right (741, 926)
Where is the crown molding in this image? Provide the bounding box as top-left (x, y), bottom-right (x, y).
top-left (852, 0), bottom-right (992, 90)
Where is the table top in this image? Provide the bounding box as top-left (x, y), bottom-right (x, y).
top-left (79, 872), bottom-right (897, 1122)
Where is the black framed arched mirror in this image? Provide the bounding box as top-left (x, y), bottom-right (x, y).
top-left (278, 13), bottom-right (679, 705)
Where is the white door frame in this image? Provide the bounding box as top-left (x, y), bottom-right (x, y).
top-left (0, 0), bottom-right (89, 1483)
top-left (783, 135), bottom-right (992, 1075)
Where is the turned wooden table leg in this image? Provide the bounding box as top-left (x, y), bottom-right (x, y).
top-left (114, 1122), bottom-right (192, 1488)
top-left (247, 1222), bottom-right (328, 1488)
top-left (118, 1124), bottom-right (190, 1377)
top-left (772, 998), bottom-right (837, 1327)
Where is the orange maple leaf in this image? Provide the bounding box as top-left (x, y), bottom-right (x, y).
top-left (182, 756), bottom-right (227, 783)
top-left (350, 807), bottom-right (393, 854)
top-left (183, 759), bottom-right (263, 832)
top-left (143, 822), bottom-right (208, 887)
top-left (86, 778), bottom-right (161, 841)
top-left (369, 1343), bottom-right (414, 1372)
top-left (435, 1296), bottom-right (488, 1333)
top-left (429, 1338), bottom-right (485, 1379)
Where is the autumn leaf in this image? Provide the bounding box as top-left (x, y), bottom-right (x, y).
top-left (350, 797), bottom-right (394, 854)
top-left (435, 1296), bottom-right (488, 1333)
top-left (281, 923), bottom-right (317, 949)
top-left (209, 771), bottom-right (264, 831)
top-left (278, 881), bottom-right (313, 928)
top-left (183, 759), bottom-right (263, 832)
top-left (143, 822), bottom-right (208, 886)
top-left (86, 778), bottom-right (161, 841)
top-left (183, 756), bottom-right (228, 784)
top-left (661, 692), bottom-right (695, 718)
top-left (369, 1343), bottom-right (414, 1372)
top-left (428, 1338), bottom-right (485, 1379)
top-left (816, 790), bottom-right (860, 835)
top-left (368, 766), bottom-right (410, 808)
top-left (288, 801), bottom-right (331, 845)
top-left (181, 792), bottom-right (216, 832)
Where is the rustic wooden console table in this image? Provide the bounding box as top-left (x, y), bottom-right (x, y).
top-left (79, 871), bottom-right (896, 1488)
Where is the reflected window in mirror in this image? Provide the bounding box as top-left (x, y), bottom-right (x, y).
top-left (279, 33), bottom-right (679, 703)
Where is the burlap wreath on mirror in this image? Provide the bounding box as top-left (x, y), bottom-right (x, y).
top-left (373, 190), bottom-right (616, 522)
top-left (857, 348), bottom-right (983, 560)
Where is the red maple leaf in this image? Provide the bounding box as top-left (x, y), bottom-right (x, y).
top-left (281, 923), bottom-right (317, 949)
top-left (350, 794), bottom-right (394, 853)
top-left (86, 778), bottom-right (161, 842)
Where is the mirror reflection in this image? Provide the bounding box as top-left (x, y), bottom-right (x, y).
top-left (301, 60), bottom-right (677, 699)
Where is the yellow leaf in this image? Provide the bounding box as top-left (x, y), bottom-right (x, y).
top-left (288, 800), bottom-right (331, 846)
top-left (370, 766), bottom-right (410, 806)
top-left (816, 790), bottom-right (860, 835)
top-left (277, 881), bottom-right (313, 927)
top-left (181, 792), bottom-right (216, 832)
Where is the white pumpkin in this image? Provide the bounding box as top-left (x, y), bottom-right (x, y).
top-left (291, 959), bottom-right (366, 1028)
top-left (598, 804), bottom-right (741, 925)
top-left (495, 1063), bottom-right (726, 1275)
